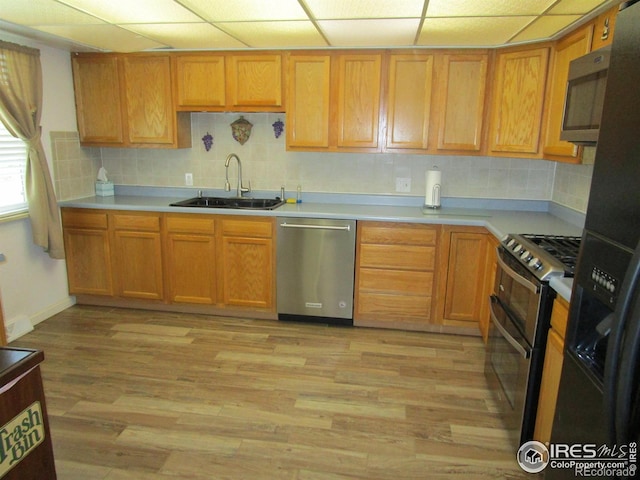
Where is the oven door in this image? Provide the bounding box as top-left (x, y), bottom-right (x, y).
top-left (486, 295), bottom-right (533, 447)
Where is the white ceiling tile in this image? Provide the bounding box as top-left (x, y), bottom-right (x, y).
top-left (34, 24), bottom-right (167, 51)
top-left (0, 0), bottom-right (103, 25)
top-left (58, 0), bottom-right (204, 23)
top-left (426, 0), bottom-right (556, 17)
top-left (511, 15), bottom-right (581, 42)
top-left (124, 23), bottom-right (248, 49)
top-left (549, 0), bottom-right (613, 15)
top-left (179, 0), bottom-right (309, 22)
top-left (304, 0), bottom-right (425, 19)
top-left (319, 19), bottom-right (421, 46)
top-left (219, 21), bottom-right (327, 48)
top-left (418, 17), bottom-right (534, 46)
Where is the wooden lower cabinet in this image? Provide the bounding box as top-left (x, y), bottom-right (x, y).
top-left (480, 234), bottom-right (500, 342)
top-left (111, 212), bottom-right (164, 300)
top-left (221, 217), bottom-right (275, 310)
top-left (355, 222), bottom-right (439, 329)
top-left (534, 296), bottom-right (569, 444)
top-left (165, 214), bottom-right (217, 304)
top-left (436, 226), bottom-right (490, 329)
top-left (61, 208), bottom-right (113, 296)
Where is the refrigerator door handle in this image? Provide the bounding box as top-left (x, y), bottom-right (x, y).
top-left (604, 238), bottom-right (640, 444)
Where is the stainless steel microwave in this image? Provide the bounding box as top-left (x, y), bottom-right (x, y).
top-left (560, 47), bottom-right (610, 145)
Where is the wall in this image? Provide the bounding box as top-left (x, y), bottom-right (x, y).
top-left (91, 112), bottom-right (571, 204)
top-left (0, 32), bottom-right (77, 341)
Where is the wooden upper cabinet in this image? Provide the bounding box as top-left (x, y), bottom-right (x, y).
top-left (72, 53), bottom-right (190, 148)
top-left (174, 54), bottom-right (226, 110)
top-left (286, 55), bottom-right (331, 148)
top-left (72, 54), bottom-right (125, 145)
top-left (435, 53), bottom-right (488, 152)
top-left (488, 46), bottom-right (550, 156)
top-left (385, 54), bottom-right (434, 151)
top-left (336, 54), bottom-right (382, 149)
top-left (591, 5), bottom-right (618, 51)
top-left (227, 54), bottom-right (284, 110)
top-left (123, 55), bottom-right (175, 145)
top-left (542, 26), bottom-right (593, 162)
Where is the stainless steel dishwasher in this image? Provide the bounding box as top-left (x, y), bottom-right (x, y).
top-left (277, 217), bottom-right (356, 325)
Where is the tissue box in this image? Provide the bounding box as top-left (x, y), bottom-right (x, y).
top-left (95, 181), bottom-right (114, 197)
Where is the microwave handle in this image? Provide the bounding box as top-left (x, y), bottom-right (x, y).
top-left (489, 296), bottom-right (531, 359)
top-left (496, 249), bottom-right (540, 294)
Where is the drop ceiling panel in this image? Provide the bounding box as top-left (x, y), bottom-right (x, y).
top-left (304, 0), bottom-right (425, 19)
top-left (179, 0), bottom-right (309, 21)
top-left (418, 17), bottom-right (535, 46)
top-left (0, 0), bottom-right (620, 51)
top-left (58, 0), bottom-right (204, 23)
top-left (220, 21), bottom-right (328, 48)
top-left (35, 24), bottom-right (167, 51)
top-left (320, 19), bottom-right (421, 47)
top-left (512, 15), bottom-right (582, 43)
top-left (0, 0), bottom-right (103, 25)
top-left (124, 23), bottom-right (247, 50)
top-left (425, 0), bottom-right (556, 17)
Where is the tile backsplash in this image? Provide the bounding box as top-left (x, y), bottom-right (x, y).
top-left (51, 113), bottom-right (593, 213)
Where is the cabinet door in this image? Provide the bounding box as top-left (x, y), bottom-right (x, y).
top-left (591, 6), bottom-right (617, 51)
top-left (64, 228), bottom-right (113, 296)
top-left (287, 55), bottom-right (331, 148)
top-left (336, 54), bottom-right (382, 149)
top-left (227, 54), bottom-right (283, 109)
top-left (221, 236), bottom-right (273, 309)
top-left (385, 54), bottom-right (433, 150)
top-left (542, 27), bottom-right (593, 161)
top-left (175, 54), bottom-right (226, 109)
top-left (436, 53), bottom-right (488, 152)
top-left (534, 327), bottom-right (565, 444)
top-left (123, 55), bottom-right (175, 144)
top-left (165, 215), bottom-right (217, 305)
top-left (72, 54), bottom-right (124, 145)
top-left (489, 47), bottom-right (550, 155)
top-left (221, 218), bottom-right (274, 310)
top-left (479, 234), bottom-right (500, 342)
top-left (112, 213), bottom-right (164, 300)
top-left (441, 229), bottom-right (488, 325)
top-left (62, 209), bottom-right (113, 296)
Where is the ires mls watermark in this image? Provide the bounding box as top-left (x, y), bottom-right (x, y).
top-left (518, 440), bottom-right (638, 476)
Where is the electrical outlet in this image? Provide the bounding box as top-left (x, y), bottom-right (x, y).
top-left (395, 177), bottom-right (411, 193)
top-left (185, 173), bottom-right (193, 186)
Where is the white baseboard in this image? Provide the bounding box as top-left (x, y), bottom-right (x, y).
top-left (5, 296), bottom-right (76, 343)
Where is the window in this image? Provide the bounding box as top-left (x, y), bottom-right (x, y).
top-left (0, 122), bottom-right (27, 215)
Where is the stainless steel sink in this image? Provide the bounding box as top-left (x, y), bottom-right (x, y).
top-left (170, 196), bottom-right (285, 210)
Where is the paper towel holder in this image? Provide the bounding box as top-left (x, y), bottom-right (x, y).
top-left (424, 167), bottom-right (442, 210)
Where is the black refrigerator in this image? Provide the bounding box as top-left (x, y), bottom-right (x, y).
top-left (547, 1), bottom-right (640, 479)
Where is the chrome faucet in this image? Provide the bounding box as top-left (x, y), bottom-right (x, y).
top-left (224, 153), bottom-right (251, 197)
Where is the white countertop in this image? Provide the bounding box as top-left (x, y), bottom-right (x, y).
top-left (60, 189), bottom-right (584, 301)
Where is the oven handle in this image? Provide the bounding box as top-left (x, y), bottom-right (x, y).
top-left (496, 248), bottom-right (540, 294)
top-left (490, 296), bottom-right (531, 359)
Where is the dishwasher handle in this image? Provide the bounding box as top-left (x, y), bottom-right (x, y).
top-left (279, 222), bottom-right (351, 231)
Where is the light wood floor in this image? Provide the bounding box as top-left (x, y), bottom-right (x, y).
top-left (12, 305), bottom-right (530, 479)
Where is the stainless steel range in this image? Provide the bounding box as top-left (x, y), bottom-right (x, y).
top-left (485, 233), bottom-right (581, 450)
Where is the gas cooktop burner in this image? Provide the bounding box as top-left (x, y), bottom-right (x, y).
top-left (501, 233), bottom-right (581, 281)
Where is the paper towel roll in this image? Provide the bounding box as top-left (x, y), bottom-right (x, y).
top-left (424, 168), bottom-right (441, 208)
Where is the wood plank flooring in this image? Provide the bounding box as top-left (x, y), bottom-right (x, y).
top-left (12, 305), bottom-right (531, 479)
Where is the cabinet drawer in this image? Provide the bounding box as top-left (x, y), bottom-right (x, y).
top-left (221, 218), bottom-right (273, 238)
top-left (112, 213), bottom-right (160, 232)
top-left (359, 244), bottom-right (435, 270)
top-left (359, 268), bottom-right (433, 295)
top-left (166, 215), bottom-right (215, 234)
top-left (360, 223), bottom-right (437, 245)
top-left (358, 292), bottom-right (432, 320)
top-left (61, 209), bottom-right (108, 229)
